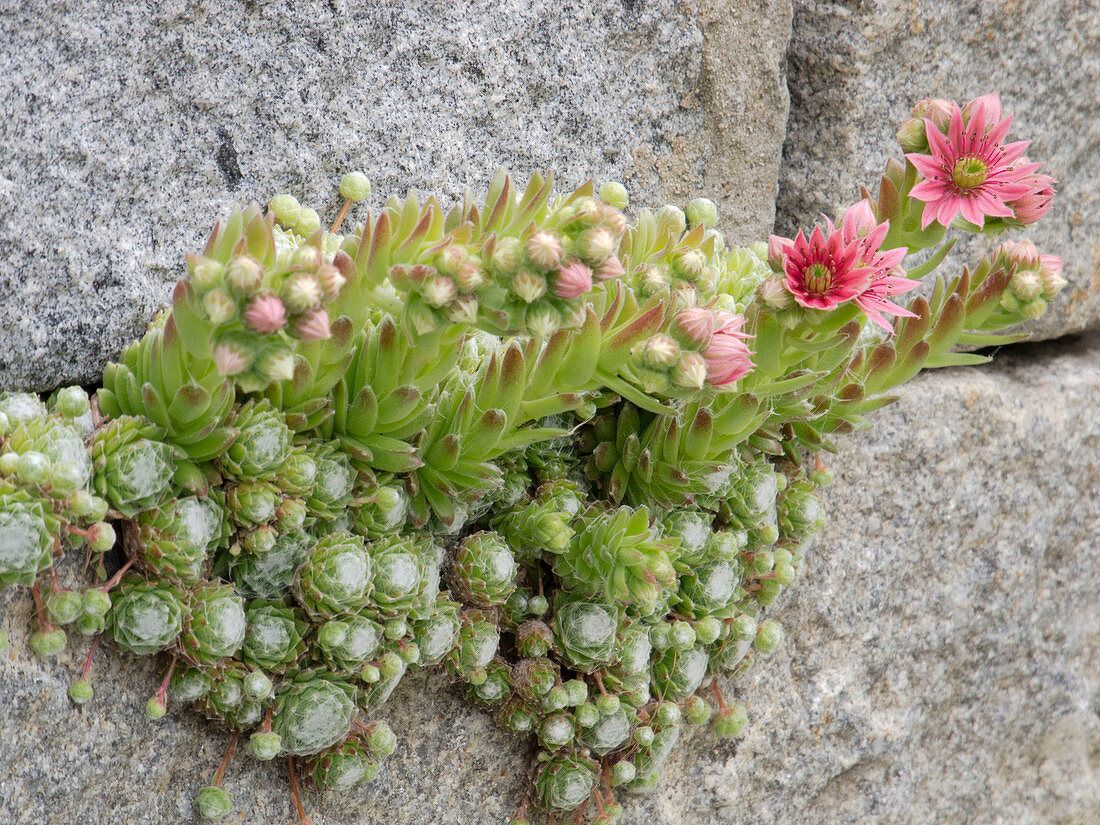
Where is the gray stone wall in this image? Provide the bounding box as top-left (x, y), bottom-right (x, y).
top-left (2, 1), bottom-right (1098, 823)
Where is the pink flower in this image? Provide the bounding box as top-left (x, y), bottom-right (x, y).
top-left (243, 294), bottom-right (287, 333)
top-left (552, 260), bottom-right (593, 299)
top-left (912, 98), bottom-right (955, 130)
top-left (774, 224), bottom-right (869, 310)
top-left (906, 102), bottom-right (1036, 228)
top-left (961, 93), bottom-right (1002, 125)
top-left (854, 272), bottom-right (919, 333)
top-left (1006, 168), bottom-right (1056, 225)
top-left (703, 311), bottom-right (754, 386)
top-left (294, 308), bottom-right (332, 342)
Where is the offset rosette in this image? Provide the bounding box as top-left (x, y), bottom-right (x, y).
top-left (293, 531), bottom-right (372, 620)
top-left (576, 705), bottom-right (633, 756)
top-left (136, 494), bottom-right (227, 583)
top-left (271, 669), bottom-right (358, 757)
top-left (91, 415), bottom-right (178, 516)
top-left (409, 596), bottom-right (461, 667)
top-left (180, 583), bottom-right (247, 666)
top-left (551, 594), bottom-right (618, 673)
top-left (241, 599), bottom-right (309, 673)
top-left (305, 441), bottom-right (357, 521)
top-left (554, 506), bottom-right (677, 616)
top-left (366, 534), bottom-right (434, 616)
top-left (314, 612), bottom-right (384, 674)
top-left (651, 644), bottom-right (709, 701)
top-left (5, 414), bottom-right (92, 495)
top-left (107, 576), bottom-right (185, 655)
top-left (535, 749), bottom-right (599, 813)
top-left (303, 726), bottom-right (388, 792)
top-left (0, 484), bottom-right (59, 586)
top-left (444, 531), bottom-right (517, 608)
top-left (446, 609), bottom-right (500, 681)
top-left (217, 400), bottom-right (293, 482)
top-left (230, 527), bottom-right (313, 599)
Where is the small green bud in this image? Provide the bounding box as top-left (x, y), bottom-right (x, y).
top-left (466, 667), bottom-right (488, 686)
top-left (609, 760), bottom-right (636, 786)
top-left (53, 386), bottom-right (90, 418)
top-left (318, 620), bottom-right (350, 650)
top-left (754, 619), bottom-right (783, 654)
top-left (16, 451), bottom-right (51, 486)
top-left (527, 594), bottom-right (549, 616)
top-left (87, 496), bottom-right (110, 522)
top-left (713, 703), bottom-right (748, 738)
top-left (684, 695), bottom-right (713, 725)
top-left (378, 651), bottom-right (403, 679)
top-left (544, 687), bottom-right (569, 712)
top-left (363, 720), bottom-right (397, 757)
top-left (194, 786), bottom-right (233, 822)
top-left (269, 194), bottom-right (301, 228)
top-left (575, 702), bottom-right (600, 728)
top-left (633, 725), bottom-right (654, 747)
top-left (732, 614), bottom-right (757, 641)
top-left (658, 204), bottom-right (687, 236)
top-left (0, 452), bottom-right (18, 475)
top-left (685, 197), bottom-right (719, 228)
top-left (248, 731), bottom-right (282, 761)
top-left (243, 670), bottom-right (273, 700)
top-left (773, 560), bottom-right (796, 586)
top-left (45, 590), bottom-right (84, 626)
top-left (757, 524), bottom-right (780, 545)
top-left (649, 623), bottom-right (672, 651)
top-left (145, 695), bottom-right (167, 720)
top-left (751, 549), bottom-right (775, 576)
top-left (203, 288), bottom-right (238, 325)
top-left (605, 803), bottom-right (624, 819)
top-left (596, 693), bottom-right (620, 716)
top-left (82, 588), bottom-right (111, 618)
top-left (360, 664), bottom-right (381, 683)
top-left (693, 616), bottom-right (722, 646)
top-left (397, 642), bottom-right (420, 664)
top-left (563, 679), bottom-right (588, 707)
top-left (755, 577), bottom-right (782, 606)
top-left (68, 679), bottom-right (93, 705)
top-left (598, 181), bottom-right (629, 210)
top-left (656, 701), bottom-right (681, 726)
top-left (384, 618), bottom-right (408, 641)
top-left (76, 614), bottom-right (104, 636)
top-left (1020, 297), bottom-right (1047, 321)
top-left (670, 620), bottom-right (696, 651)
top-left (294, 207), bottom-right (321, 238)
top-left (30, 628), bottom-right (66, 658)
top-left (339, 171), bottom-right (372, 202)
top-left (88, 522), bottom-right (116, 553)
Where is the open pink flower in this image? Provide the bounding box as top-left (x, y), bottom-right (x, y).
top-left (854, 272), bottom-right (919, 333)
top-left (773, 224), bottom-right (869, 310)
top-left (703, 311), bottom-right (754, 386)
top-left (906, 102), bottom-right (1037, 228)
top-left (837, 201), bottom-right (915, 331)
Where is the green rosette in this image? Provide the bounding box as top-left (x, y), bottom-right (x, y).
top-left (217, 399), bottom-right (292, 481)
top-left (535, 749), bottom-right (599, 812)
top-left (0, 484), bottom-right (58, 586)
top-left (91, 415), bottom-right (178, 516)
top-left (293, 531), bottom-right (371, 619)
top-left (241, 599), bottom-right (309, 673)
top-left (551, 594), bottom-right (618, 673)
top-left (179, 583), bottom-right (247, 666)
top-left (107, 576), bottom-right (185, 655)
top-left (444, 531), bottom-right (517, 608)
top-left (272, 669), bottom-right (359, 757)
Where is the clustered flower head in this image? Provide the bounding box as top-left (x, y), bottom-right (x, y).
top-left (0, 97), bottom-right (1064, 825)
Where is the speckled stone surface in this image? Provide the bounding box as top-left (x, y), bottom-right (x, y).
top-left (3, 333), bottom-right (1097, 824)
top-left (0, 0), bottom-right (792, 393)
top-left (778, 0), bottom-right (1100, 342)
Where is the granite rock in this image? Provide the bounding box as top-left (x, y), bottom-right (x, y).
top-left (778, 0), bottom-right (1100, 342)
top-left (0, 0), bottom-right (792, 393)
top-left (3, 333), bottom-right (1098, 824)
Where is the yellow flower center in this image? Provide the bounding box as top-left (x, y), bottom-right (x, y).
top-left (951, 156), bottom-right (989, 190)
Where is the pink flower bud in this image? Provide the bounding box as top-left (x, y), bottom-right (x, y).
top-left (436, 245), bottom-right (468, 277)
top-left (597, 204), bottom-right (628, 238)
top-left (445, 295), bottom-right (479, 325)
top-left (766, 234), bottom-right (790, 271)
top-left (552, 260), bottom-right (593, 299)
top-left (672, 307), bottom-right (715, 349)
top-left (961, 93), bottom-right (1002, 127)
top-left (712, 310), bottom-right (751, 339)
top-left (454, 262), bottom-right (487, 293)
top-left (282, 273), bottom-right (323, 312)
top-left (526, 231), bottom-right (564, 270)
top-left (512, 270), bottom-right (547, 304)
top-left (672, 351), bottom-right (708, 390)
top-left (491, 237), bottom-right (522, 274)
top-left (638, 264), bottom-right (671, 297)
top-left (225, 256), bottom-right (263, 296)
top-left (1007, 169), bottom-right (1056, 225)
top-left (896, 117), bottom-right (929, 153)
top-left (317, 264), bottom-right (346, 302)
top-left (704, 332), bottom-right (755, 387)
top-left (213, 342), bottom-right (252, 376)
top-left (1039, 256), bottom-right (1066, 298)
top-left (911, 98), bottom-right (955, 131)
top-left (294, 308), bottom-right (332, 341)
top-left (841, 200), bottom-right (878, 241)
top-left (595, 255), bottom-right (625, 282)
top-left (998, 239), bottom-right (1042, 271)
top-left (243, 294), bottom-right (288, 334)
top-left (260, 349), bottom-right (297, 383)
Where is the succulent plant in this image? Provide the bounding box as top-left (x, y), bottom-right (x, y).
top-left (272, 669), bottom-right (358, 757)
top-left (445, 531), bottom-right (517, 608)
top-left (241, 599), bottom-right (309, 672)
top-left (0, 485), bottom-right (58, 586)
top-left (107, 576), bottom-right (185, 655)
top-left (180, 583), bottom-right (247, 665)
top-left (91, 415), bottom-right (178, 516)
top-left (293, 531), bottom-right (371, 620)
top-left (535, 749), bottom-right (600, 812)
top-left (136, 494), bottom-right (227, 582)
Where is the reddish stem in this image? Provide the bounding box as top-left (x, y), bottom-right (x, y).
top-left (211, 731), bottom-right (239, 788)
top-left (155, 656), bottom-right (178, 703)
top-left (32, 580), bottom-right (55, 631)
top-left (79, 635), bottom-right (101, 681)
top-left (709, 682), bottom-right (728, 713)
top-left (593, 672), bottom-right (607, 697)
top-left (330, 199), bottom-right (352, 235)
top-left (262, 706), bottom-right (273, 734)
top-left (288, 757), bottom-right (315, 825)
top-left (99, 557), bottom-right (136, 592)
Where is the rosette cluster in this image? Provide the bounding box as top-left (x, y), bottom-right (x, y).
top-left (0, 111), bottom-right (1064, 825)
